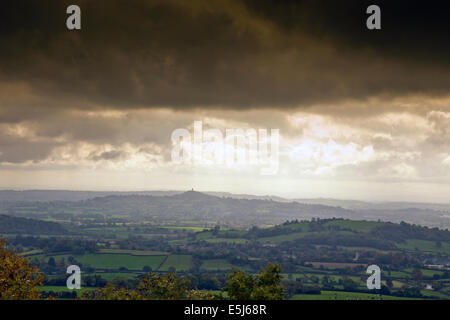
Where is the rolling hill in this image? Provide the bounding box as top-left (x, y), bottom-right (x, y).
top-left (0, 214), bottom-right (67, 235)
top-left (1, 190), bottom-right (449, 229)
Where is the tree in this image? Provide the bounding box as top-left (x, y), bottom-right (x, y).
top-left (379, 284), bottom-right (391, 296)
top-left (138, 273), bottom-right (210, 300)
top-left (0, 238), bottom-right (44, 300)
top-left (224, 263), bottom-right (284, 300)
top-left (142, 266), bottom-right (152, 273)
top-left (81, 283), bottom-right (142, 300)
top-left (342, 277), bottom-right (358, 291)
top-left (168, 266), bottom-right (176, 274)
top-left (321, 275), bottom-right (332, 289)
top-left (412, 269), bottom-right (423, 281)
top-left (47, 257), bottom-right (56, 267)
top-left (223, 268), bottom-right (254, 300)
top-left (81, 273), bottom-right (212, 300)
top-left (386, 278), bottom-right (393, 289)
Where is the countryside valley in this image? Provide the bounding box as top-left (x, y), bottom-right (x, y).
top-left (1, 190), bottom-right (449, 300)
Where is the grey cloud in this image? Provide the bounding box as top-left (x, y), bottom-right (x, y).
top-left (1, 0), bottom-right (450, 184)
top-left (0, 0), bottom-right (449, 116)
top-left (89, 150), bottom-right (126, 161)
top-left (0, 136), bottom-right (60, 163)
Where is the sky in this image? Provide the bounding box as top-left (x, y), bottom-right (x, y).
top-left (1, 0), bottom-right (450, 202)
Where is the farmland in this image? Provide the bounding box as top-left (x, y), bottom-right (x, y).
top-left (30, 252), bottom-right (194, 272)
top-left (159, 255), bottom-right (193, 271)
top-left (290, 291), bottom-right (419, 300)
top-left (1, 191), bottom-right (449, 300)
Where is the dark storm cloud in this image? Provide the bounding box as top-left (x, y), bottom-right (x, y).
top-left (243, 0), bottom-right (450, 64)
top-left (0, 0), bottom-right (449, 113)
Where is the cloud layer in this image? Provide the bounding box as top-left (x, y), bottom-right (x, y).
top-left (1, 0), bottom-right (450, 113)
top-left (1, 1), bottom-right (450, 200)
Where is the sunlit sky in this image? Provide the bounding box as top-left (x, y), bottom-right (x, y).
top-left (1, 1), bottom-right (450, 202)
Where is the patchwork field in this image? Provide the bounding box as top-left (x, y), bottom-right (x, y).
top-left (10, 209), bottom-right (449, 300)
top-left (39, 253), bottom-right (167, 271)
top-left (38, 286), bottom-right (95, 294)
top-left (397, 239), bottom-right (450, 254)
top-left (290, 291), bottom-right (420, 300)
top-left (97, 249), bottom-right (169, 256)
top-left (159, 255), bottom-right (193, 271)
top-left (85, 272), bottom-right (141, 280)
top-left (201, 259), bottom-right (233, 271)
top-left (305, 262), bottom-right (367, 269)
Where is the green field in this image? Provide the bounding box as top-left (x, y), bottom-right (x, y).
top-left (259, 230), bottom-right (357, 243)
top-left (382, 270), bottom-right (411, 279)
top-left (397, 239), bottom-right (450, 254)
top-left (85, 272), bottom-right (140, 280)
top-left (20, 249), bottom-right (43, 256)
top-left (408, 268), bottom-right (444, 277)
top-left (162, 226), bottom-right (209, 231)
top-left (78, 253), bottom-right (167, 270)
top-left (41, 253), bottom-right (167, 271)
top-left (201, 259), bottom-right (233, 271)
top-left (259, 232), bottom-right (308, 243)
top-left (97, 249), bottom-right (169, 256)
top-left (324, 220), bottom-right (384, 232)
top-left (205, 238), bottom-right (248, 244)
top-left (290, 290), bottom-right (420, 300)
top-left (195, 232), bottom-right (214, 240)
top-left (420, 290), bottom-right (450, 299)
top-left (38, 286), bottom-right (96, 294)
top-left (159, 255), bottom-right (193, 271)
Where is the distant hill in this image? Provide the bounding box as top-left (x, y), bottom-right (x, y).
top-left (0, 190), bottom-right (449, 228)
top-left (293, 197), bottom-right (450, 211)
top-left (0, 191), bottom-right (355, 228)
top-left (0, 189), bottom-right (292, 203)
top-left (197, 218), bottom-right (450, 254)
top-left (0, 215), bottom-right (67, 235)
top-left (0, 190), bottom-right (181, 202)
